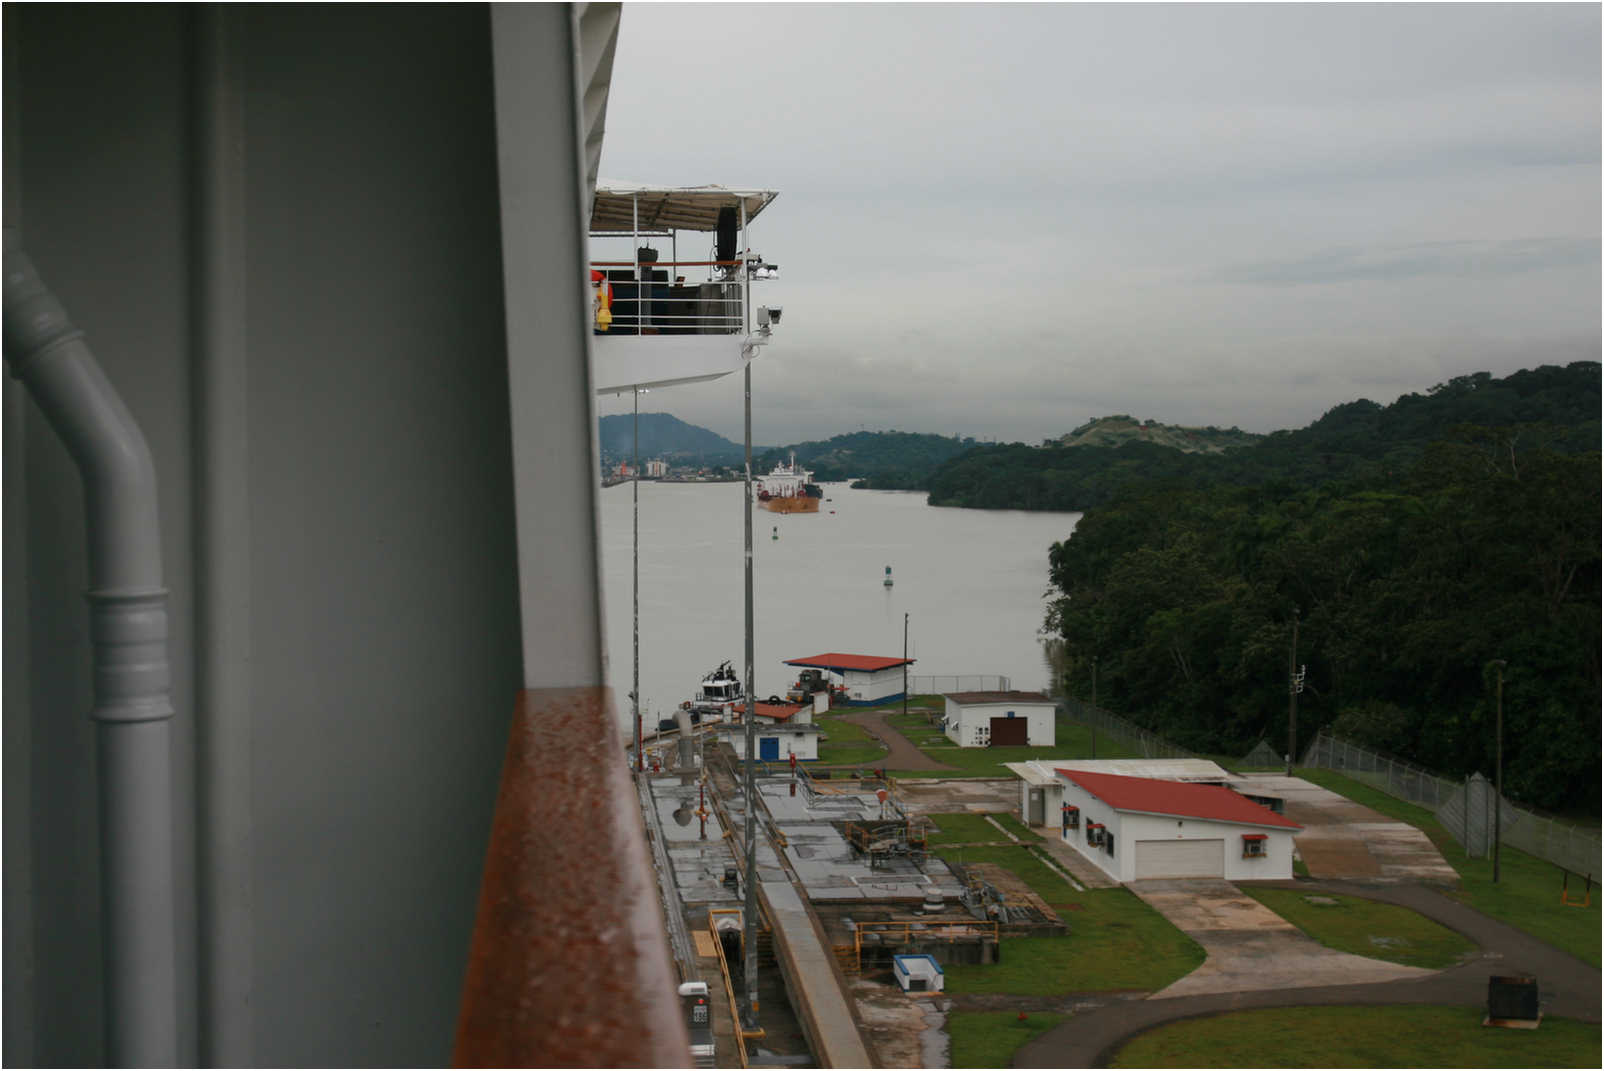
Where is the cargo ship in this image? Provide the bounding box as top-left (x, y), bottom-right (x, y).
top-left (756, 454), bottom-right (822, 513)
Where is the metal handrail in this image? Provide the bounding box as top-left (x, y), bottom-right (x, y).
top-left (453, 688), bottom-right (689, 1067)
top-left (706, 909), bottom-right (751, 1068)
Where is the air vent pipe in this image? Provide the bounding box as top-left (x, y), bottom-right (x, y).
top-left (3, 231), bottom-right (178, 1066)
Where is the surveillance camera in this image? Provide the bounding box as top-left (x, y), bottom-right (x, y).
top-left (768, 305), bottom-right (783, 326)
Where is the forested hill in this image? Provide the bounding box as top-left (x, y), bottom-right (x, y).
top-left (598, 412), bottom-right (746, 465)
top-left (1042, 361), bottom-right (1601, 812)
top-left (929, 363), bottom-right (1601, 510)
top-left (755, 430), bottom-right (980, 487)
top-left (1060, 415), bottom-right (1261, 453)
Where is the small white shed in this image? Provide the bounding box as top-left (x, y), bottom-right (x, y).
top-left (719, 702), bottom-right (820, 762)
top-left (1054, 768), bottom-right (1301, 882)
top-left (942, 691), bottom-right (1055, 748)
top-left (892, 954), bottom-right (944, 993)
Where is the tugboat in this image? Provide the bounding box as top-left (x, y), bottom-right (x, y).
top-left (687, 661), bottom-right (745, 720)
top-left (755, 452), bottom-right (823, 514)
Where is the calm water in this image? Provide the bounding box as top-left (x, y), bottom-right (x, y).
top-left (599, 481), bottom-right (1080, 729)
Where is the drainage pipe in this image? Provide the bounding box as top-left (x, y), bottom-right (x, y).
top-left (3, 232), bottom-right (178, 1066)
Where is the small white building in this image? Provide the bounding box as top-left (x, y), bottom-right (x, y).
top-left (783, 653), bottom-right (916, 706)
top-left (718, 701), bottom-right (820, 762)
top-left (1052, 768), bottom-right (1301, 882)
top-left (645, 458), bottom-right (668, 478)
top-left (942, 691), bottom-right (1055, 748)
top-left (892, 954), bottom-right (944, 994)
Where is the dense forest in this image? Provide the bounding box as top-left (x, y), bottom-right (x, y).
top-left (1041, 363), bottom-right (1601, 812)
top-left (930, 365), bottom-right (1601, 510)
top-left (754, 430), bottom-right (979, 487)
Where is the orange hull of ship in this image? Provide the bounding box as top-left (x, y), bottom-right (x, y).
top-left (759, 496), bottom-right (820, 514)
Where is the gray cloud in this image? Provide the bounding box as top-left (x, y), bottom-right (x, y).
top-left (595, 4), bottom-right (1601, 446)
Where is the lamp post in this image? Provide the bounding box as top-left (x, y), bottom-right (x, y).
top-left (1490, 659), bottom-right (1507, 884)
top-left (1286, 607), bottom-right (1300, 775)
top-left (633, 387), bottom-right (646, 770)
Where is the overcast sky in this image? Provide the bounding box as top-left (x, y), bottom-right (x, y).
top-left (592, 3), bottom-right (1600, 447)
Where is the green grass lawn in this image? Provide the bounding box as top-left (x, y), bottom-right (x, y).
top-left (813, 711), bottom-right (888, 765)
top-left (1110, 1005), bottom-right (1602, 1068)
top-left (1296, 768), bottom-right (1601, 968)
top-left (1242, 886), bottom-right (1476, 969)
top-left (946, 1010), bottom-right (1063, 1069)
top-left (934, 841), bottom-right (1204, 994)
top-left (992, 812), bottom-right (1043, 841)
top-left (925, 812), bottom-right (1011, 846)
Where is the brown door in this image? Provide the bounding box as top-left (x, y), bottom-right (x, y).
top-left (989, 716), bottom-right (1028, 746)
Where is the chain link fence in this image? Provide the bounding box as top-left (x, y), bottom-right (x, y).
top-left (1058, 696), bottom-right (1196, 760)
top-left (908, 674), bottom-right (1011, 695)
top-left (1303, 729), bottom-right (1600, 877)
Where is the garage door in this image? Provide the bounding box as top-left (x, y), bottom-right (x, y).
top-left (1134, 839), bottom-right (1224, 879)
top-left (989, 716), bottom-right (1029, 746)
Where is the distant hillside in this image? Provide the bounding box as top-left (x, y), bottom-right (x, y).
top-left (755, 430), bottom-right (981, 489)
top-left (598, 412), bottom-right (747, 465)
top-left (928, 362), bottom-right (1602, 510)
top-left (1061, 415), bottom-right (1260, 454)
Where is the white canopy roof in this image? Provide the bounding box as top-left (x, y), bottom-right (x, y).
top-left (590, 182), bottom-right (780, 233)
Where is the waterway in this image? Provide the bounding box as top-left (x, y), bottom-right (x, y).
top-left (599, 480), bottom-right (1080, 731)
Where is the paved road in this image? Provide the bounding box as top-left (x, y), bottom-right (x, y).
top-left (1013, 879), bottom-right (1602, 1068)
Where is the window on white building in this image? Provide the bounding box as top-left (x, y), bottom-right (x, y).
top-left (974, 725), bottom-right (990, 746)
top-left (1242, 834), bottom-right (1267, 858)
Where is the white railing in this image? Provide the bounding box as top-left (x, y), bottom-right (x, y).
top-left (908, 675), bottom-right (1012, 695)
top-left (590, 259), bottom-right (749, 335)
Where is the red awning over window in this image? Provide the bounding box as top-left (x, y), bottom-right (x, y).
top-left (1242, 833), bottom-right (1268, 841)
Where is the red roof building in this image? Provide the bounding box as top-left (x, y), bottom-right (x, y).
top-left (1055, 769), bottom-right (1301, 830)
top-left (781, 653), bottom-right (916, 706)
top-left (783, 653), bottom-right (915, 673)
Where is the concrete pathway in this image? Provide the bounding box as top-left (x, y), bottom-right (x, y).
top-left (1030, 828), bottom-right (1120, 889)
top-left (1233, 775), bottom-right (1458, 883)
top-left (1130, 878), bottom-right (1431, 998)
top-left (1014, 878), bottom-right (1602, 1068)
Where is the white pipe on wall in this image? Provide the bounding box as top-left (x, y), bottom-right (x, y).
top-left (3, 232), bottom-right (178, 1067)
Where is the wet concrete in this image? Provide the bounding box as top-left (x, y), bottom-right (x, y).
top-left (1232, 775), bottom-right (1458, 884)
top-left (1130, 878), bottom-right (1432, 999)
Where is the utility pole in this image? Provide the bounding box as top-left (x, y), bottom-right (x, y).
top-left (1090, 656), bottom-right (1098, 759)
top-left (740, 199), bottom-right (760, 1030)
top-left (633, 388), bottom-right (642, 771)
top-left (1491, 659), bottom-right (1507, 884)
top-left (902, 613), bottom-right (909, 723)
top-left (1286, 607), bottom-right (1300, 775)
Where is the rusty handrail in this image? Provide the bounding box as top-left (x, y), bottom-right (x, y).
top-left (453, 688), bottom-right (690, 1067)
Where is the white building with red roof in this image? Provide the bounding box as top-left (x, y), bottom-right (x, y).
top-left (782, 652), bottom-right (916, 706)
top-left (717, 700), bottom-right (820, 761)
top-left (1054, 769), bottom-right (1302, 882)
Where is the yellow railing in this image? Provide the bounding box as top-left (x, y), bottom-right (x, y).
top-left (706, 909), bottom-right (757, 1067)
top-left (842, 920), bottom-right (998, 974)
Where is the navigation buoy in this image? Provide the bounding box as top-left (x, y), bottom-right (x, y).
top-left (884, 565), bottom-right (894, 588)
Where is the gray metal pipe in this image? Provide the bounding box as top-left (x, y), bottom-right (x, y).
top-left (3, 232), bottom-right (178, 1066)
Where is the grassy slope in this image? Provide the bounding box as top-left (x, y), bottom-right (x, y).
top-left (812, 710), bottom-right (887, 765)
top-left (946, 1011), bottom-right (1064, 1069)
top-left (935, 842), bottom-right (1204, 995)
top-left (1110, 1005), bottom-right (1601, 1069)
top-left (1242, 886), bottom-right (1475, 969)
top-left (1296, 768), bottom-right (1601, 968)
